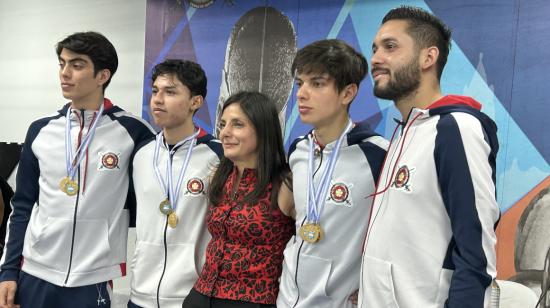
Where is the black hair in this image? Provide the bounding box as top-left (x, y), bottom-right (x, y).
top-left (151, 59), bottom-right (207, 99)
top-left (382, 6), bottom-right (452, 80)
top-left (56, 31), bottom-right (118, 91)
top-left (291, 39), bottom-right (368, 93)
top-left (209, 91), bottom-right (289, 206)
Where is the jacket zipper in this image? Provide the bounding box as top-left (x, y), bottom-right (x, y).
top-left (292, 148), bottom-right (324, 308)
top-left (64, 110), bottom-right (86, 286)
top-left (156, 220), bottom-right (169, 308)
top-left (64, 167), bottom-right (81, 285)
top-left (156, 152), bottom-right (173, 307)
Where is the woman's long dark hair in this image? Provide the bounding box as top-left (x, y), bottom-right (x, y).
top-left (209, 91), bottom-right (289, 206)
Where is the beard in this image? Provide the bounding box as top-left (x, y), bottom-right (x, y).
top-left (373, 56), bottom-right (421, 101)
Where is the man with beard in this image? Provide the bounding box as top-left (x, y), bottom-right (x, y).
top-left (358, 6), bottom-right (500, 308)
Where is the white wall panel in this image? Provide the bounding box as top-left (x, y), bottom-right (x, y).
top-left (0, 0), bottom-right (147, 142)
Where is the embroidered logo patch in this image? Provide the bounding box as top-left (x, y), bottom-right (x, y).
top-left (392, 165), bottom-right (414, 192)
top-left (186, 178), bottom-right (205, 195)
top-left (98, 152), bottom-right (120, 170)
top-left (327, 182), bottom-right (352, 207)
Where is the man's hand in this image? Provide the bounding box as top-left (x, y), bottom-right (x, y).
top-left (0, 281), bottom-right (19, 308)
top-left (348, 289), bottom-right (358, 305)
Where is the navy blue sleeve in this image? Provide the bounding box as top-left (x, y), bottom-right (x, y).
top-left (113, 115), bottom-right (155, 227)
top-left (127, 160), bottom-right (137, 228)
top-left (358, 141), bottom-right (387, 184)
top-left (0, 122), bottom-right (44, 282)
top-left (434, 113), bottom-right (497, 308)
top-left (0, 177), bottom-right (14, 253)
top-left (127, 138), bottom-right (155, 228)
top-left (198, 134), bottom-right (223, 159)
top-left (288, 135), bottom-right (307, 158)
top-left (113, 115), bottom-right (156, 150)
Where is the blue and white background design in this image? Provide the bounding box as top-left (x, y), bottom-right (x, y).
top-left (143, 0), bottom-right (550, 217)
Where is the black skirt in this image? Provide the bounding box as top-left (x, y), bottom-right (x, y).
top-left (182, 288), bottom-right (277, 308)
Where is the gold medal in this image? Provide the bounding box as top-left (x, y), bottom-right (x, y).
top-left (168, 212), bottom-right (178, 228)
top-left (159, 198), bottom-right (173, 215)
top-left (59, 177), bottom-right (68, 191)
top-left (299, 223), bottom-right (323, 244)
top-left (59, 177), bottom-right (78, 196)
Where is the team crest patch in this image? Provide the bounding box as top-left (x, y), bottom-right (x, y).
top-left (392, 165), bottom-right (414, 192)
top-left (186, 178), bottom-right (205, 195)
top-left (327, 182), bottom-right (352, 207)
top-left (98, 152), bottom-right (120, 170)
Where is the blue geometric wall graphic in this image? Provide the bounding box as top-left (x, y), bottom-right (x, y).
top-left (348, 0), bottom-right (549, 211)
top-left (144, 0), bottom-right (550, 212)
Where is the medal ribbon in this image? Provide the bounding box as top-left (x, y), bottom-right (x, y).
top-left (153, 129), bottom-right (199, 211)
top-left (306, 120), bottom-right (353, 224)
top-left (65, 104), bottom-right (104, 180)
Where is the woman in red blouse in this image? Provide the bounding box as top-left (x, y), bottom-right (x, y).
top-left (183, 91), bottom-right (295, 308)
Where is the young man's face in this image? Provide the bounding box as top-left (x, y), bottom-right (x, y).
top-left (58, 48), bottom-right (106, 104)
top-left (150, 74), bottom-right (199, 130)
top-left (371, 19), bottom-right (421, 101)
top-left (295, 72), bottom-right (350, 129)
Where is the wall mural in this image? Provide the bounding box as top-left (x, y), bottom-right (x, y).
top-left (143, 0), bottom-right (549, 304)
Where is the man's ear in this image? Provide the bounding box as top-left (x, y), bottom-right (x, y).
top-left (96, 69), bottom-right (111, 86)
top-left (190, 95), bottom-right (204, 112)
top-left (421, 46), bottom-right (439, 71)
top-left (341, 83), bottom-right (358, 107)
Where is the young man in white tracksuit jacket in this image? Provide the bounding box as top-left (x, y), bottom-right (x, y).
top-left (277, 39), bottom-right (388, 308)
top-left (359, 6), bottom-right (499, 308)
top-left (128, 59), bottom-right (222, 308)
top-left (0, 32), bottom-right (155, 307)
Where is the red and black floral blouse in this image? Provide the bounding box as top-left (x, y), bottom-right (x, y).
top-left (194, 167), bottom-right (294, 304)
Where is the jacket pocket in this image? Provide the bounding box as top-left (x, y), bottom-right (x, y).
top-left (296, 253), bottom-right (333, 304)
top-left (130, 241), bottom-right (164, 297)
top-left (108, 208), bottom-right (129, 263)
top-left (160, 243), bottom-right (198, 299)
top-left (360, 255), bottom-right (399, 308)
top-left (29, 217), bottom-right (112, 273)
top-left (70, 219), bottom-right (112, 272)
top-left (28, 216), bottom-right (73, 272)
top-left (278, 241), bottom-right (299, 305)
